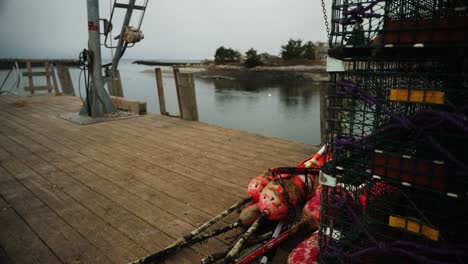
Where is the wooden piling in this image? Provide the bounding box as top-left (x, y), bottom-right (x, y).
top-left (154, 68), bottom-right (167, 115)
top-left (177, 73), bottom-right (199, 121)
top-left (25, 62), bottom-right (34, 94)
top-left (172, 67), bottom-right (184, 118)
top-left (49, 63), bottom-right (61, 96)
top-left (44, 62), bottom-right (52, 94)
top-left (56, 64), bottom-right (75, 96)
top-left (107, 70), bottom-right (124, 97)
top-left (319, 81), bottom-right (328, 145)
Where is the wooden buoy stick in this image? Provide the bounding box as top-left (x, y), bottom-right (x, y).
top-left (223, 212), bottom-right (267, 263)
top-left (176, 197), bottom-right (251, 245)
top-left (236, 221), bottom-right (313, 264)
top-left (129, 197), bottom-right (251, 264)
top-left (201, 231), bottom-right (274, 264)
top-left (131, 221), bottom-right (242, 263)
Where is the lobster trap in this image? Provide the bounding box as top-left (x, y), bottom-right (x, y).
top-left (327, 57), bottom-right (468, 139)
top-left (319, 54), bottom-right (468, 262)
top-left (317, 167), bottom-right (468, 263)
top-left (329, 0), bottom-right (468, 52)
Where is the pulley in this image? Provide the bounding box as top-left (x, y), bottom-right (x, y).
top-left (123, 26), bottom-right (144, 43)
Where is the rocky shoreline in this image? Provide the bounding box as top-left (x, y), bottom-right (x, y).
top-left (193, 66), bottom-right (328, 83)
top-left (141, 64), bottom-right (328, 83)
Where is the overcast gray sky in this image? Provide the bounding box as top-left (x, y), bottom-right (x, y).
top-left (0, 0), bottom-right (331, 60)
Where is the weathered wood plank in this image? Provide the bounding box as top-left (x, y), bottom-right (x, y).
top-left (0, 193), bottom-right (61, 264)
top-left (0, 95), bottom-right (313, 263)
top-left (0, 131), bottom-right (200, 260)
top-left (0, 165), bottom-right (113, 264)
top-left (110, 96), bottom-right (146, 114)
top-left (26, 85), bottom-right (51, 91)
top-left (0, 111), bottom-right (225, 262)
top-left (0, 138), bottom-right (144, 263)
top-left (22, 72), bottom-right (48, 77)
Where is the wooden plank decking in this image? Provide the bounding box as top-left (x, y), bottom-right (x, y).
top-left (0, 95), bottom-right (316, 264)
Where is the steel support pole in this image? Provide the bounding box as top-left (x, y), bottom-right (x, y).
top-left (111, 0), bottom-right (136, 72)
top-left (81, 0), bottom-right (116, 117)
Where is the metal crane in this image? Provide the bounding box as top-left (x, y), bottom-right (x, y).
top-left (80, 0), bottom-right (148, 117)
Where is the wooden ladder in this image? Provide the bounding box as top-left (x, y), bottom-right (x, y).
top-left (23, 61), bottom-right (58, 94)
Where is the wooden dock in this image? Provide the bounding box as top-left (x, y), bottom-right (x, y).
top-left (0, 95), bottom-right (316, 264)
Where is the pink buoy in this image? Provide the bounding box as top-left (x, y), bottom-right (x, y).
top-left (287, 231), bottom-right (319, 264)
top-left (247, 173), bottom-right (273, 202)
top-left (239, 202), bottom-right (261, 227)
top-left (302, 192), bottom-right (321, 229)
top-left (259, 174), bottom-right (317, 221)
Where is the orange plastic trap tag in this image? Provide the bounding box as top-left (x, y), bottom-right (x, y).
top-left (388, 215), bottom-right (439, 241)
top-left (390, 89), bottom-right (445, 105)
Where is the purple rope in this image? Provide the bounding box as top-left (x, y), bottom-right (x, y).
top-left (333, 123), bottom-right (403, 151)
top-left (339, 1), bottom-right (383, 26)
top-left (338, 80), bottom-right (412, 129)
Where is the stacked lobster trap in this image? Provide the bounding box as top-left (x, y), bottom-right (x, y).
top-left (318, 0), bottom-right (468, 263)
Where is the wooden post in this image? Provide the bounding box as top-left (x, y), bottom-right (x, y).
top-left (26, 62), bottom-right (34, 94)
top-left (44, 62), bottom-right (52, 94)
top-left (177, 73), bottom-right (199, 121)
top-left (107, 70), bottom-right (124, 97)
top-left (56, 64), bottom-right (75, 96)
top-left (173, 67), bottom-right (184, 118)
top-left (154, 68), bottom-right (168, 115)
top-left (319, 81), bottom-right (328, 145)
top-left (49, 63), bottom-right (61, 96)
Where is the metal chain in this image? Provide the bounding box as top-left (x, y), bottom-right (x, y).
top-left (321, 0), bottom-right (331, 38)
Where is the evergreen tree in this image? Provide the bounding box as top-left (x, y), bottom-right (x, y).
top-left (244, 48), bottom-right (262, 68)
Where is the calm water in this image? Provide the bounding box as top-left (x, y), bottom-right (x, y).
top-left (0, 60), bottom-right (322, 145)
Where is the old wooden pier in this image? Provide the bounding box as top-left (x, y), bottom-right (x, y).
top-left (0, 95), bottom-right (316, 263)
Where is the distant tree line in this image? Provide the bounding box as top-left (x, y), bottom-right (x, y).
top-left (214, 38), bottom-right (317, 68)
top-left (280, 39), bottom-right (316, 60)
top-left (214, 46), bottom-right (241, 64)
